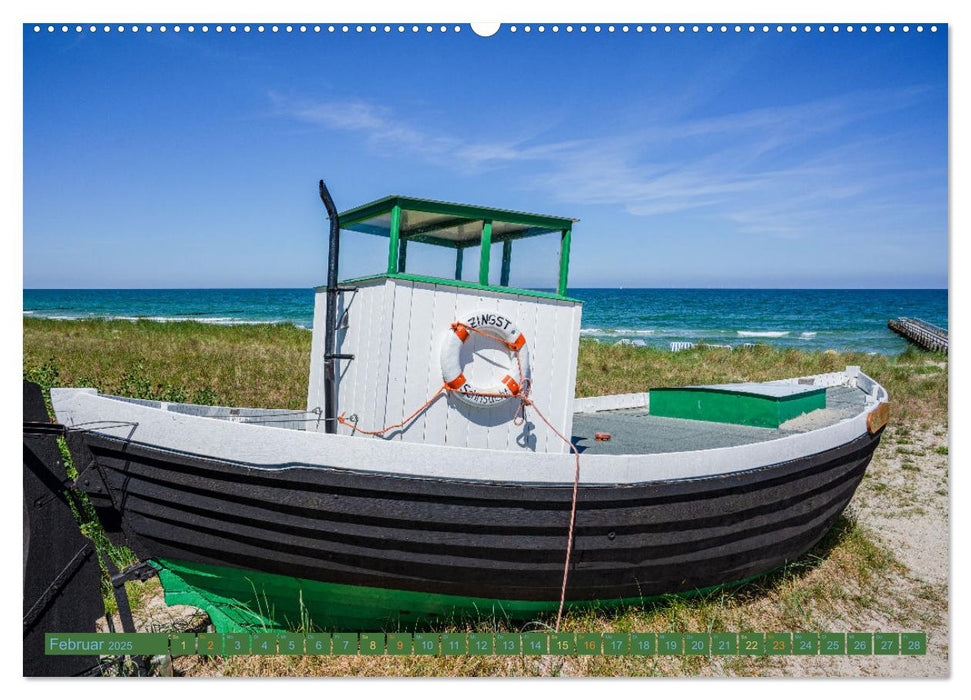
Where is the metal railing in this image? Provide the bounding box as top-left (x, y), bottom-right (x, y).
top-left (888, 317), bottom-right (948, 353)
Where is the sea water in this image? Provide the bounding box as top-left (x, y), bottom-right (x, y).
top-left (23, 287), bottom-right (946, 355)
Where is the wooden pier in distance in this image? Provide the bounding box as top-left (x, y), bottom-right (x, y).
top-left (888, 317), bottom-right (948, 353)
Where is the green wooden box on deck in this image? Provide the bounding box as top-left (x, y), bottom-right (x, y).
top-left (649, 383), bottom-right (826, 429)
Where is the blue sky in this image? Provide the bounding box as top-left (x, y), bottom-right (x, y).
top-left (23, 24), bottom-right (947, 289)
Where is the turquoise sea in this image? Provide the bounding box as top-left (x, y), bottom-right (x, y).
top-left (23, 288), bottom-right (946, 355)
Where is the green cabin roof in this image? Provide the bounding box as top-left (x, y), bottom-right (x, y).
top-left (337, 194), bottom-right (577, 299)
top-left (339, 195), bottom-right (576, 249)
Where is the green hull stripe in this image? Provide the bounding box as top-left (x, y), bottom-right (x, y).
top-left (151, 558), bottom-right (768, 633)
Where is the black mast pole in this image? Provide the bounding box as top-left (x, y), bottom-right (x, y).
top-left (318, 179), bottom-right (341, 434)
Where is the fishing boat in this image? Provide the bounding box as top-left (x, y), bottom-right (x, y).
top-left (51, 182), bottom-right (890, 632)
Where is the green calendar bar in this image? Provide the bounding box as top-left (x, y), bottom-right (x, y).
top-left (901, 633), bottom-right (927, 655)
top-left (197, 633), bottom-right (223, 657)
top-left (495, 633), bottom-right (520, 655)
top-left (603, 633), bottom-right (630, 656)
top-left (792, 633), bottom-right (818, 655)
top-left (359, 633), bottom-right (385, 655)
top-left (523, 633), bottom-right (548, 655)
top-left (251, 634), bottom-right (277, 655)
top-left (821, 632), bottom-right (846, 655)
top-left (766, 633), bottom-right (791, 655)
top-left (170, 633), bottom-right (196, 656)
top-left (711, 633), bottom-right (737, 656)
top-left (657, 633), bottom-right (683, 655)
top-left (631, 633), bottom-right (657, 655)
top-left (847, 633), bottom-right (873, 655)
top-left (414, 633), bottom-right (439, 656)
top-left (739, 632), bottom-right (764, 655)
top-left (44, 633), bottom-right (169, 656)
top-left (874, 633), bottom-right (899, 655)
top-left (387, 633), bottom-right (412, 656)
top-left (224, 633), bottom-right (251, 655)
top-left (43, 630), bottom-right (930, 657)
top-left (332, 633), bottom-right (358, 655)
top-left (441, 633), bottom-right (466, 656)
top-left (577, 633), bottom-right (601, 656)
top-left (305, 633), bottom-right (331, 655)
top-left (468, 633), bottom-right (493, 655)
top-left (278, 633), bottom-right (304, 655)
top-left (685, 633), bottom-right (709, 656)
top-left (550, 633), bottom-right (575, 655)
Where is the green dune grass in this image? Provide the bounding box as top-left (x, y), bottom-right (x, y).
top-left (23, 317), bottom-right (945, 423)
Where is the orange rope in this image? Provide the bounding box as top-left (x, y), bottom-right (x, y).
top-left (336, 384), bottom-right (447, 436)
top-left (517, 396), bottom-right (581, 631)
top-left (451, 322), bottom-right (519, 351)
top-left (340, 321), bottom-right (581, 632)
top-left (450, 322), bottom-right (580, 630)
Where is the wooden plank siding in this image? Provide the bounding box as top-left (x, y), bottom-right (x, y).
top-left (309, 278), bottom-right (582, 453)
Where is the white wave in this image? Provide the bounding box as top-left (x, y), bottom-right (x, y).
top-left (103, 315), bottom-right (202, 323)
top-left (581, 327), bottom-right (654, 336)
top-left (26, 311), bottom-right (306, 327)
top-left (800, 332), bottom-right (817, 339)
top-left (23, 311), bottom-right (84, 320)
top-left (196, 318), bottom-right (295, 326)
top-left (143, 316), bottom-right (295, 326)
top-left (737, 330), bottom-right (790, 338)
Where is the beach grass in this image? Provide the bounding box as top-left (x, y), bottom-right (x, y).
top-left (22, 318), bottom-right (948, 676)
top-left (23, 317), bottom-right (312, 409)
top-left (23, 318), bottom-right (946, 423)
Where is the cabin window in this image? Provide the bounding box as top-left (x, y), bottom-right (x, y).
top-left (396, 238), bottom-right (458, 280)
top-left (335, 196), bottom-right (575, 298)
top-left (498, 233), bottom-right (562, 291)
top-left (338, 226), bottom-right (392, 281)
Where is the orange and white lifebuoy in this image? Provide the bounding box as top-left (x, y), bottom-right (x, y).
top-left (440, 311), bottom-right (530, 408)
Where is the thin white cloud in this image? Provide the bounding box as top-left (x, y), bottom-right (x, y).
top-left (289, 99), bottom-right (389, 131)
top-left (272, 92), bottom-right (535, 170)
top-left (271, 85), bottom-right (939, 239)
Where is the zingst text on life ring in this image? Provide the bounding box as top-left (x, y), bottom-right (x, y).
top-left (440, 311), bottom-right (530, 408)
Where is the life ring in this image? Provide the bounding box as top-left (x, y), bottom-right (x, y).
top-left (440, 311), bottom-right (530, 408)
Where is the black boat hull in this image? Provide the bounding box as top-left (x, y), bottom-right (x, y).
top-left (68, 426), bottom-right (882, 624)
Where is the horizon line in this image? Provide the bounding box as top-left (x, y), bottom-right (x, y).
top-left (23, 286), bottom-right (949, 292)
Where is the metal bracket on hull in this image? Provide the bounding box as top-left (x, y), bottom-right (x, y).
top-left (23, 420), bottom-right (68, 437)
top-left (110, 561), bottom-right (158, 588)
top-left (99, 554), bottom-right (151, 676)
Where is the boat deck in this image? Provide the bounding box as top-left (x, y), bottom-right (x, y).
top-left (93, 383), bottom-right (869, 457)
top-left (571, 385), bottom-right (866, 455)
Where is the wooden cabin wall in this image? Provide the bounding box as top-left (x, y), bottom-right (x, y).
top-left (308, 279), bottom-right (582, 454)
